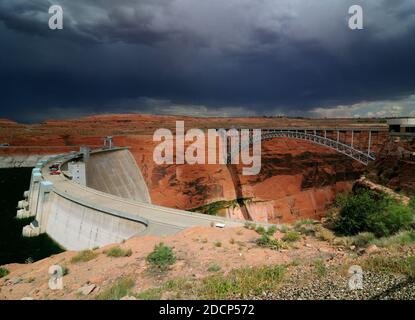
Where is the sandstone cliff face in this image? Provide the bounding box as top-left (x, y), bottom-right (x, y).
top-left (0, 114), bottom-right (388, 223)
top-left (366, 138), bottom-right (415, 196)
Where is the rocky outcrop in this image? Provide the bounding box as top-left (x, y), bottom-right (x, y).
top-left (366, 138), bottom-right (415, 196)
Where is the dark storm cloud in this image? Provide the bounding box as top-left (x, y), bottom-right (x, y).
top-left (0, 0), bottom-right (415, 122)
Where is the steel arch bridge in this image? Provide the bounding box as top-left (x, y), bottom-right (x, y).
top-left (226, 128), bottom-right (387, 166)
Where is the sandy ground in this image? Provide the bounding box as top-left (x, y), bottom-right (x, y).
top-left (0, 226), bottom-right (340, 300)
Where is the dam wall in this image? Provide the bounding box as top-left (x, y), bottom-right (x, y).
top-left (85, 149), bottom-right (151, 203)
top-left (17, 148), bottom-right (245, 251)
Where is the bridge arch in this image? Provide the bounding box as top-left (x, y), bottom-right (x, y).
top-left (228, 128), bottom-right (385, 166)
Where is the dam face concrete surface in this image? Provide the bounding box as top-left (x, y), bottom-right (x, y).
top-left (86, 149), bottom-right (151, 203)
top-left (17, 148), bottom-right (244, 250)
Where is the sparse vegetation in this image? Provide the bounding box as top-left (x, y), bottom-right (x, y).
top-left (214, 241), bottom-right (222, 247)
top-left (199, 265), bottom-right (286, 299)
top-left (347, 232), bottom-right (376, 248)
top-left (25, 257), bottom-right (33, 264)
top-left (244, 222), bottom-right (256, 230)
top-left (371, 230), bottom-right (415, 247)
top-left (61, 266), bottom-right (69, 276)
top-left (96, 276), bottom-right (135, 300)
top-left (255, 225), bottom-right (277, 236)
top-left (190, 198), bottom-right (250, 216)
top-left (0, 267), bottom-right (9, 278)
top-left (332, 190), bottom-right (414, 237)
top-left (255, 226), bottom-right (266, 235)
top-left (106, 246), bottom-right (133, 258)
top-left (255, 234), bottom-right (288, 250)
top-left (313, 260), bottom-right (327, 277)
top-left (146, 242), bottom-right (176, 270)
top-left (282, 231), bottom-right (301, 242)
top-left (70, 250), bottom-right (98, 264)
top-left (315, 228), bottom-right (336, 243)
top-left (295, 219), bottom-right (317, 235)
top-left (362, 255), bottom-right (415, 279)
top-left (266, 225), bottom-right (277, 235)
top-left (207, 263), bottom-right (221, 272)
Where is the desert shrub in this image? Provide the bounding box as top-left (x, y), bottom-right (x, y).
top-left (244, 222), bottom-right (256, 230)
top-left (214, 241), bottom-right (222, 248)
top-left (207, 263), bottom-right (221, 272)
top-left (146, 242), bottom-right (176, 270)
top-left (333, 190), bottom-right (414, 237)
top-left (96, 277), bottom-right (135, 300)
top-left (71, 250), bottom-right (98, 264)
top-left (282, 231), bottom-right (301, 242)
top-left (61, 266), bottom-right (69, 276)
top-left (278, 224), bottom-right (290, 233)
top-left (106, 246), bottom-right (132, 258)
top-left (349, 232), bottom-right (376, 247)
top-left (255, 234), bottom-right (288, 250)
top-left (313, 260), bottom-right (327, 277)
top-left (266, 225), bottom-right (277, 236)
top-left (315, 228), bottom-right (336, 243)
top-left (295, 219), bottom-right (318, 235)
top-left (255, 226), bottom-right (266, 235)
top-left (295, 219), bottom-right (316, 228)
top-left (0, 267), bottom-right (9, 278)
top-left (371, 230), bottom-right (415, 247)
top-left (199, 265), bottom-right (286, 299)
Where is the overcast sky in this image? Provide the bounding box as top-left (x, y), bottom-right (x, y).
top-left (1, 0), bottom-right (415, 122)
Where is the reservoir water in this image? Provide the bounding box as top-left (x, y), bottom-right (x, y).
top-left (0, 168), bottom-right (63, 265)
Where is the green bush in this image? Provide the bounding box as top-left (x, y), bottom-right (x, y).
top-left (266, 225), bottom-right (277, 236)
top-left (255, 234), bottom-right (288, 250)
top-left (333, 190), bottom-right (414, 237)
top-left (368, 203), bottom-right (414, 237)
top-left (106, 246), bottom-right (132, 258)
top-left (282, 231), bottom-right (301, 242)
top-left (255, 226), bottom-right (266, 235)
top-left (255, 225), bottom-right (277, 236)
top-left (0, 267), bottom-right (9, 278)
top-left (146, 242), bottom-right (176, 270)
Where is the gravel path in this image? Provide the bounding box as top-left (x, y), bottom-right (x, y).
top-left (264, 271), bottom-right (415, 300)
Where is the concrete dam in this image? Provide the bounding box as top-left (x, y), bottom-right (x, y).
top-left (16, 147), bottom-right (243, 251)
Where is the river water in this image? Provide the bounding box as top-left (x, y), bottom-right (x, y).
top-left (0, 168), bottom-right (63, 265)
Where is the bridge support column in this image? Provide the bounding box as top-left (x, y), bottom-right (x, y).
top-left (351, 130), bottom-right (354, 148)
top-left (368, 130), bottom-right (372, 156)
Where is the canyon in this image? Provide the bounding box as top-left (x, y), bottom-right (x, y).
top-left (0, 114), bottom-right (389, 224)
